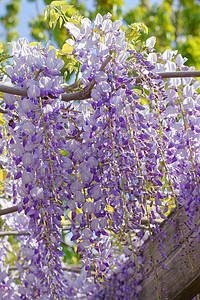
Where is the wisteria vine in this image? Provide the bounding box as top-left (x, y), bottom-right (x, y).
top-left (0, 12), bottom-right (200, 300)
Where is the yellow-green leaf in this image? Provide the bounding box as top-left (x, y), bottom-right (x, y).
top-left (49, 10), bottom-right (59, 28)
top-left (0, 113), bottom-right (4, 126)
top-left (105, 204), bottom-right (114, 212)
top-left (60, 42), bottom-right (73, 55)
top-left (51, 1), bottom-right (66, 7)
top-left (59, 16), bottom-right (63, 28)
top-left (126, 22), bottom-right (148, 41)
top-left (44, 7), bottom-right (49, 20)
top-left (61, 216), bottom-right (65, 225)
top-left (0, 42), bottom-right (3, 54)
top-left (140, 97), bottom-right (149, 105)
top-left (68, 211), bottom-right (72, 220)
top-left (61, 4), bottom-right (73, 14)
top-left (29, 42), bottom-right (41, 48)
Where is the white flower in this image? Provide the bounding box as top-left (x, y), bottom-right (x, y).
top-left (146, 36), bottom-right (156, 51)
top-left (64, 22), bottom-right (80, 39)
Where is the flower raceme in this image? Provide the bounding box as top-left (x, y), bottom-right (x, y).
top-left (1, 39), bottom-right (73, 298)
top-left (0, 12), bottom-right (200, 299)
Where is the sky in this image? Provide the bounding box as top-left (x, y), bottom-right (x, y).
top-left (0, 0), bottom-right (162, 43)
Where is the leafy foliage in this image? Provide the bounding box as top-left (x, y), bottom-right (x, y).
top-left (1, 0), bottom-right (199, 68)
top-left (124, 0), bottom-right (200, 68)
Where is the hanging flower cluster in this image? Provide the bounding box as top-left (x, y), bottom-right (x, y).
top-left (148, 47), bottom-right (200, 232)
top-left (0, 12), bottom-right (199, 299)
top-left (0, 38), bottom-right (72, 298)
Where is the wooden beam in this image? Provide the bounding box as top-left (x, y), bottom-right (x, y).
top-left (138, 208), bottom-right (200, 300)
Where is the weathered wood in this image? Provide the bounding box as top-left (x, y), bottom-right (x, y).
top-left (138, 208), bottom-right (200, 300)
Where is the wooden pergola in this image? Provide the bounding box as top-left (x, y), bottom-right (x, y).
top-left (139, 207), bottom-right (200, 299)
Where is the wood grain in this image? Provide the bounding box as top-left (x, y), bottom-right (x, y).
top-left (138, 208), bottom-right (200, 300)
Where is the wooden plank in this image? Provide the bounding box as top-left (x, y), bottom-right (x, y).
top-left (138, 208), bottom-right (200, 300)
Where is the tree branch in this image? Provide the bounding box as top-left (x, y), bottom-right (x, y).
top-left (62, 81), bottom-right (79, 92)
top-left (0, 55), bottom-right (112, 105)
top-left (62, 54), bottom-right (112, 102)
top-left (0, 70), bottom-right (199, 111)
top-left (0, 204), bottom-right (163, 228)
top-left (0, 84), bottom-right (27, 97)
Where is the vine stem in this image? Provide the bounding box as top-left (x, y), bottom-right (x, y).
top-left (117, 152), bottom-right (138, 278)
top-left (39, 97), bottom-right (58, 202)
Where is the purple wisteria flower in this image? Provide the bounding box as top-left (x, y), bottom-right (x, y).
top-left (0, 11), bottom-right (200, 300)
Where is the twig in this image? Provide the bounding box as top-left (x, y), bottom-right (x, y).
top-left (156, 71), bottom-right (200, 78)
top-left (34, 68), bottom-right (43, 81)
top-left (8, 264), bottom-right (83, 274)
top-left (0, 205), bottom-right (18, 216)
top-left (66, 132), bottom-right (83, 142)
top-left (63, 265), bottom-right (83, 273)
top-left (62, 227), bottom-right (70, 232)
top-left (141, 217), bottom-right (163, 225)
top-left (0, 230), bottom-right (29, 237)
top-left (0, 227), bottom-right (71, 237)
top-left (141, 0), bottom-right (152, 11)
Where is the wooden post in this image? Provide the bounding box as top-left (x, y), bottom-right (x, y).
top-left (138, 208), bottom-right (200, 299)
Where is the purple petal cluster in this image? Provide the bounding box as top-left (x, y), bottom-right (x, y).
top-left (1, 39), bottom-right (71, 298)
